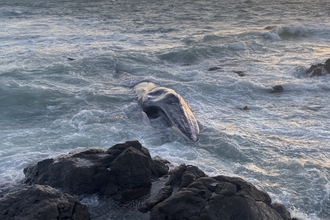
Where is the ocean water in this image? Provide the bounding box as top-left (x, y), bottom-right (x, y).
top-left (1, 0), bottom-right (330, 219)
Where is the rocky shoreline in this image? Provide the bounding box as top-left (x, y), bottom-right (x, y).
top-left (0, 140), bottom-right (297, 220)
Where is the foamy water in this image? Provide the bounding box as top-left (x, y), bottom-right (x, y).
top-left (1, 0), bottom-right (330, 219)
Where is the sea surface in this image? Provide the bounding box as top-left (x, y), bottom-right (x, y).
top-left (1, 0), bottom-right (330, 219)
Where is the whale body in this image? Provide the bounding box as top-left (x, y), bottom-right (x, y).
top-left (134, 82), bottom-right (199, 142)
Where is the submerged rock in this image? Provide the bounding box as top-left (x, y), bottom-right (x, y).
top-left (238, 106), bottom-right (249, 110)
top-left (233, 70), bottom-right (245, 77)
top-left (208, 66), bottom-right (222, 71)
top-left (265, 25), bottom-right (277, 30)
top-left (0, 184), bottom-right (90, 220)
top-left (306, 58), bottom-right (330, 77)
top-left (271, 85), bottom-right (284, 93)
top-left (24, 140), bottom-right (169, 202)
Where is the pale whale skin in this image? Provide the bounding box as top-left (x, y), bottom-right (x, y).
top-left (134, 82), bottom-right (200, 142)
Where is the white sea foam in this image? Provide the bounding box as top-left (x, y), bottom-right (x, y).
top-left (290, 208), bottom-right (321, 220)
top-left (1, 0), bottom-right (330, 219)
top-left (262, 24), bottom-right (315, 41)
top-left (227, 42), bottom-right (247, 50)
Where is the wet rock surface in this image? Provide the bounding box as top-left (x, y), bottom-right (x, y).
top-left (3, 140), bottom-right (295, 220)
top-left (147, 175), bottom-right (292, 220)
top-left (271, 85), bottom-right (284, 93)
top-left (233, 70), bottom-right (245, 77)
top-left (140, 164), bottom-right (292, 220)
top-left (24, 140), bottom-right (169, 202)
top-left (208, 66), bottom-right (222, 71)
top-left (306, 58), bottom-right (330, 77)
top-left (0, 184), bottom-right (90, 220)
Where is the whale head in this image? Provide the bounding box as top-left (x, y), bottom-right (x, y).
top-left (134, 82), bottom-right (200, 142)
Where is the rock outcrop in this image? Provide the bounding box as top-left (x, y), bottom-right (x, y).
top-left (139, 164), bottom-right (206, 213)
top-left (24, 140), bottom-right (169, 202)
top-left (140, 164), bottom-right (292, 220)
top-left (306, 58), bottom-right (330, 77)
top-left (0, 184), bottom-right (90, 220)
top-left (20, 141), bottom-right (294, 220)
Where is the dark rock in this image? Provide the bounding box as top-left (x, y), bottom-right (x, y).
top-left (306, 58), bottom-right (330, 77)
top-left (166, 164), bottom-right (206, 188)
top-left (110, 146), bottom-right (152, 188)
top-left (150, 175), bottom-right (292, 220)
top-left (0, 184), bottom-right (90, 220)
top-left (180, 171), bottom-right (197, 188)
top-left (138, 185), bottom-right (173, 213)
top-left (208, 66), bottom-right (222, 71)
top-left (166, 164), bottom-right (187, 187)
top-left (140, 164), bottom-right (207, 214)
top-left (233, 70), bottom-right (245, 77)
top-left (324, 58), bottom-right (330, 73)
top-left (152, 156), bottom-right (170, 178)
top-left (24, 141), bottom-right (169, 202)
top-left (306, 64), bottom-right (323, 77)
top-left (24, 147), bottom-right (109, 195)
top-left (239, 106), bottom-right (249, 110)
top-left (265, 25), bottom-right (277, 30)
top-left (21, 141), bottom-right (293, 219)
top-left (271, 85), bottom-right (284, 93)
top-left (113, 186), bottom-right (151, 203)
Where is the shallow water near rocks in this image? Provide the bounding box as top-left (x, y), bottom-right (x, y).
top-left (1, 0), bottom-right (330, 219)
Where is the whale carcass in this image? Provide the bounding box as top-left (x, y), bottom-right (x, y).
top-left (134, 82), bottom-right (199, 142)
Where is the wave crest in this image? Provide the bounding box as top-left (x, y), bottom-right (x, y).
top-left (265, 25), bottom-right (310, 40)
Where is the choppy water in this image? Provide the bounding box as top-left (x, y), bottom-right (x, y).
top-left (1, 0), bottom-right (330, 219)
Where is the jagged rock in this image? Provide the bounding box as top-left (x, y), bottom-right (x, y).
top-left (152, 156), bottom-right (171, 177)
top-left (21, 141), bottom-right (293, 220)
top-left (0, 184), bottom-right (90, 220)
top-left (325, 59), bottom-right (330, 73)
top-left (166, 164), bottom-right (206, 189)
top-left (139, 164), bottom-right (206, 214)
top-left (306, 58), bottom-right (330, 77)
top-left (138, 185), bottom-right (173, 213)
top-left (24, 140), bottom-right (169, 202)
top-left (149, 175), bottom-right (292, 220)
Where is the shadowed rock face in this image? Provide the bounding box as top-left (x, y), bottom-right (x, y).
top-left (24, 140), bottom-right (169, 202)
top-left (140, 164), bottom-right (292, 220)
top-left (22, 141), bottom-right (293, 220)
top-left (0, 184), bottom-right (90, 220)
